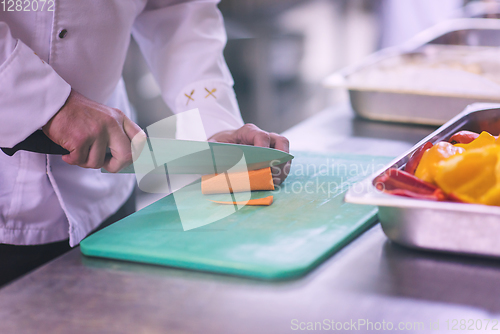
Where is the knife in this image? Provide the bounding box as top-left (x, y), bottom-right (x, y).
top-left (1, 130), bottom-right (70, 156)
top-left (1, 131), bottom-right (293, 174)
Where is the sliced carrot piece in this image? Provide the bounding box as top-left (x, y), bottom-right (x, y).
top-left (209, 195), bottom-right (273, 206)
top-left (201, 167), bottom-right (274, 195)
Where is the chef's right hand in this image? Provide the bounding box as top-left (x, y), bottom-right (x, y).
top-left (42, 89), bottom-right (143, 173)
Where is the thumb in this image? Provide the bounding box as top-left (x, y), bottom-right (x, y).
top-left (123, 117), bottom-right (147, 161)
top-left (123, 116), bottom-right (142, 141)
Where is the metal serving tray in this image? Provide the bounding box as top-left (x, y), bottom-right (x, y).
top-left (324, 19), bottom-right (500, 125)
top-left (345, 103), bottom-right (500, 257)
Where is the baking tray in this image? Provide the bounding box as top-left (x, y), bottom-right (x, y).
top-left (344, 103), bottom-right (500, 257)
top-left (324, 19), bottom-right (500, 125)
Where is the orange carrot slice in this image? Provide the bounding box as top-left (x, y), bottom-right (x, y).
top-left (209, 195), bottom-right (273, 206)
top-left (201, 167), bottom-right (274, 195)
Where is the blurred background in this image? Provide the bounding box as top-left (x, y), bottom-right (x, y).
top-left (128, 0), bottom-right (500, 209)
top-left (123, 0), bottom-right (499, 134)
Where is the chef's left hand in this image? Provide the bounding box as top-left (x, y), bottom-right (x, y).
top-left (209, 123), bottom-right (291, 185)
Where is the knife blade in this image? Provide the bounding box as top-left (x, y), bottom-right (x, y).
top-left (115, 137), bottom-right (293, 174)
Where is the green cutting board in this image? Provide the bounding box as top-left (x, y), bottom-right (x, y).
top-left (80, 152), bottom-right (392, 280)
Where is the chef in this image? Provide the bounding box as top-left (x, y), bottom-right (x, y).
top-left (0, 0), bottom-right (290, 285)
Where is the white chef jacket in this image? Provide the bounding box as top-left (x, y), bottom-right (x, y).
top-left (0, 0), bottom-right (244, 247)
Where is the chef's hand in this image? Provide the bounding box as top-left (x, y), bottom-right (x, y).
top-left (209, 123), bottom-right (291, 185)
top-left (42, 89), bottom-right (143, 172)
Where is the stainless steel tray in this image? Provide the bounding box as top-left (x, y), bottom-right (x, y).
top-left (324, 19), bottom-right (500, 125)
top-left (345, 103), bottom-right (500, 257)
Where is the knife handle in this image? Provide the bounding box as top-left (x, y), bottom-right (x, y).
top-left (1, 130), bottom-right (70, 156)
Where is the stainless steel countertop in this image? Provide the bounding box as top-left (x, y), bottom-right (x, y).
top-left (2, 105), bottom-right (500, 334)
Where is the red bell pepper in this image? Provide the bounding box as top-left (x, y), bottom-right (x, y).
top-left (404, 142), bottom-right (433, 175)
top-left (449, 130), bottom-right (480, 145)
top-left (374, 168), bottom-right (446, 201)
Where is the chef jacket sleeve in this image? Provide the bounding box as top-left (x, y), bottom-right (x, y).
top-left (0, 22), bottom-right (71, 148)
top-left (132, 0), bottom-right (244, 140)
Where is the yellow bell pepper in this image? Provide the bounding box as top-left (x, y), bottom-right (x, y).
top-left (480, 184), bottom-right (500, 206)
top-left (434, 144), bottom-right (500, 205)
top-left (414, 142), bottom-right (464, 184)
top-left (455, 131), bottom-right (496, 150)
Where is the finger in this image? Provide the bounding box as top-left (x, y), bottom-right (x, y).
top-left (283, 161), bottom-right (291, 176)
top-left (61, 140), bottom-right (92, 166)
top-left (103, 145), bottom-right (131, 173)
top-left (273, 161), bottom-right (291, 185)
top-left (253, 132), bottom-right (270, 147)
top-left (83, 136), bottom-right (108, 169)
top-left (103, 145), bottom-right (132, 173)
top-left (269, 133), bottom-right (291, 182)
top-left (103, 126), bottom-right (133, 173)
top-left (271, 160), bottom-right (290, 179)
top-left (208, 130), bottom-right (232, 143)
top-left (269, 133), bottom-right (290, 153)
top-left (240, 124), bottom-right (270, 147)
top-left (103, 156), bottom-right (123, 173)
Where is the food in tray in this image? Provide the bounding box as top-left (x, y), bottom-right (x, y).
top-left (346, 45), bottom-right (500, 99)
top-left (375, 130), bottom-right (500, 206)
top-left (374, 168), bottom-right (449, 201)
top-left (414, 142), bottom-right (465, 183)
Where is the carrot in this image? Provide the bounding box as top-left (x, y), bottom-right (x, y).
top-left (209, 195), bottom-right (274, 206)
top-left (201, 167), bottom-right (274, 195)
